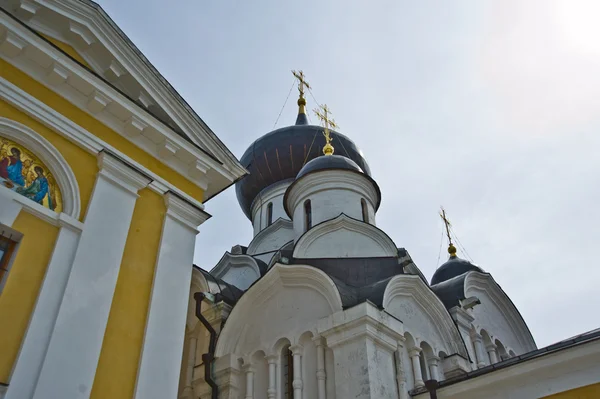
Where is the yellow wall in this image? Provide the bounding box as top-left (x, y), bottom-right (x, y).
top-left (40, 34), bottom-right (91, 69)
top-left (544, 383), bottom-right (600, 399)
top-left (0, 100), bottom-right (97, 221)
top-left (0, 212), bottom-right (58, 383)
top-left (0, 59), bottom-right (205, 202)
top-left (90, 188), bottom-right (165, 399)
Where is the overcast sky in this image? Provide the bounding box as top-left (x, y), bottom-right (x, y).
top-left (98, 0), bottom-right (600, 348)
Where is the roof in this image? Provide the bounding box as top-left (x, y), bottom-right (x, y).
top-left (296, 155), bottom-right (363, 179)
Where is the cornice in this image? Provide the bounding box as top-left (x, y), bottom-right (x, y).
top-left (164, 191), bottom-right (211, 231)
top-left (210, 252), bottom-right (262, 280)
top-left (97, 151), bottom-right (151, 195)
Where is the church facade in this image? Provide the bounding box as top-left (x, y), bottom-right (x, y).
top-left (1, 1), bottom-right (599, 399)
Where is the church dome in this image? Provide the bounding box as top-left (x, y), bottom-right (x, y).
top-left (431, 255), bottom-right (484, 285)
top-left (235, 116), bottom-right (371, 220)
top-left (296, 154), bottom-right (363, 179)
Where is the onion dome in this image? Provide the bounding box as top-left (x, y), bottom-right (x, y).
top-left (296, 154), bottom-right (362, 179)
top-left (431, 244), bottom-right (484, 285)
top-left (235, 106), bottom-right (371, 220)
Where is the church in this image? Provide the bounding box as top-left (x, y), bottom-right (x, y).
top-left (0, 1), bottom-right (599, 399)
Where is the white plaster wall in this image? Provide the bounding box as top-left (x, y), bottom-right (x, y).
top-left (468, 288), bottom-right (525, 354)
top-left (252, 182), bottom-right (291, 235)
top-left (220, 266), bottom-right (261, 291)
top-left (301, 336), bottom-right (318, 399)
top-left (235, 287), bottom-right (334, 356)
top-left (325, 348), bottom-right (336, 399)
top-left (385, 295), bottom-right (449, 354)
top-left (252, 352), bottom-right (269, 399)
top-left (400, 345), bottom-right (415, 391)
top-left (297, 228), bottom-right (393, 258)
top-left (247, 223), bottom-right (294, 256)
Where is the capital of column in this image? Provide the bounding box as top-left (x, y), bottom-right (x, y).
top-left (292, 380), bottom-right (303, 390)
top-left (164, 191), bottom-right (211, 231)
top-left (265, 354), bottom-right (278, 365)
top-left (316, 370), bottom-right (326, 381)
top-left (242, 364), bottom-right (255, 374)
top-left (408, 347), bottom-right (422, 358)
top-left (471, 333), bottom-right (483, 344)
top-left (289, 344), bottom-right (303, 356)
top-left (427, 355), bottom-right (441, 366)
top-left (485, 343), bottom-right (497, 352)
top-left (312, 335), bottom-right (325, 347)
top-left (97, 151), bottom-right (151, 195)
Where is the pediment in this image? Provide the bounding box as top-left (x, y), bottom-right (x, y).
top-left (293, 213), bottom-right (398, 258)
top-left (1, 0), bottom-right (246, 199)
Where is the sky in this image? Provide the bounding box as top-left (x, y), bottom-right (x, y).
top-left (97, 0), bottom-right (600, 348)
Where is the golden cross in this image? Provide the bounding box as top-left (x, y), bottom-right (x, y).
top-left (292, 70), bottom-right (311, 99)
top-left (439, 207), bottom-right (457, 256)
top-left (314, 104), bottom-right (338, 155)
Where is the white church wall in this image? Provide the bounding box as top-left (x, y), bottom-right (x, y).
top-left (293, 214), bottom-right (397, 259)
top-left (220, 266), bottom-right (260, 291)
top-left (325, 348), bottom-right (336, 399)
top-left (300, 333), bottom-right (318, 399)
top-left (247, 219), bottom-right (294, 256)
top-left (251, 181), bottom-right (291, 235)
top-left (251, 351), bottom-right (269, 399)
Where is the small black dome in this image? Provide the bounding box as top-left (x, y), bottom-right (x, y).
top-left (296, 155), bottom-right (363, 179)
top-left (431, 256), bottom-right (484, 285)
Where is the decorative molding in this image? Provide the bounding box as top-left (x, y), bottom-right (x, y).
top-left (0, 13), bottom-right (246, 199)
top-left (164, 191), bottom-right (211, 232)
top-left (293, 213), bottom-right (398, 258)
top-left (214, 263), bottom-right (343, 356)
top-left (210, 252), bottom-right (262, 281)
top-left (97, 151), bottom-right (151, 195)
top-left (0, 77), bottom-right (206, 209)
top-left (0, 117), bottom-right (81, 219)
top-left (465, 272), bottom-right (537, 353)
top-left (247, 218), bottom-right (294, 255)
top-left (383, 274), bottom-right (469, 358)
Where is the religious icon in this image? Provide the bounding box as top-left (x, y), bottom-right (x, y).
top-left (0, 136), bottom-right (62, 212)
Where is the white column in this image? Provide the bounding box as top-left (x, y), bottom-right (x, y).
top-left (428, 356), bottom-right (441, 381)
top-left (486, 344), bottom-right (499, 364)
top-left (244, 365), bottom-right (254, 399)
top-left (408, 348), bottom-right (424, 388)
top-left (134, 193), bottom-right (210, 399)
top-left (290, 344), bottom-right (303, 399)
top-left (472, 333), bottom-right (487, 368)
top-left (314, 336), bottom-right (327, 399)
top-left (32, 152), bottom-right (150, 399)
top-left (266, 355), bottom-right (277, 399)
top-left (394, 341), bottom-right (409, 399)
top-left (6, 216), bottom-right (81, 399)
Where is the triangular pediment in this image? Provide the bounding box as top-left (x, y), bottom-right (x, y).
top-left (1, 0), bottom-right (247, 199)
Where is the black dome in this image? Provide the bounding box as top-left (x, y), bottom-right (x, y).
top-left (431, 256), bottom-right (484, 285)
top-left (297, 155), bottom-right (362, 179)
top-left (235, 122), bottom-right (371, 220)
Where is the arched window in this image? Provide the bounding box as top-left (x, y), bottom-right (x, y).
top-left (282, 345), bottom-right (294, 399)
top-left (361, 198), bottom-right (369, 223)
top-left (304, 199), bottom-right (312, 231)
top-left (266, 202), bottom-right (273, 226)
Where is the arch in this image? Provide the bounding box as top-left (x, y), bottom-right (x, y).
top-left (215, 263), bottom-right (343, 357)
top-left (251, 350), bottom-right (268, 398)
top-left (293, 213), bottom-right (398, 258)
top-left (509, 349), bottom-right (516, 358)
top-left (304, 199), bottom-right (312, 231)
top-left (419, 341), bottom-right (434, 380)
top-left (383, 274), bottom-right (468, 358)
top-left (0, 117), bottom-right (80, 219)
top-left (495, 339), bottom-right (509, 361)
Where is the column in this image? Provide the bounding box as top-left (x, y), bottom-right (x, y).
top-left (32, 152), bottom-right (150, 399)
top-left (408, 348), bottom-right (424, 388)
top-left (394, 340), bottom-right (409, 399)
top-left (472, 333), bottom-right (487, 368)
top-left (134, 192), bottom-right (210, 399)
top-left (486, 344), bottom-right (499, 364)
top-left (6, 216), bottom-right (81, 399)
top-left (0, 191), bottom-right (22, 226)
top-left (290, 344), bottom-right (303, 399)
top-left (244, 365), bottom-right (254, 399)
top-left (314, 336), bottom-right (327, 399)
top-left (266, 355), bottom-right (278, 399)
top-left (427, 356), bottom-right (440, 381)
top-left (181, 336), bottom-right (198, 399)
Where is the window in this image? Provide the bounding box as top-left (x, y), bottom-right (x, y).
top-left (0, 234), bottom-right (18, 291)
top-left (266, 202), bottom-right (273, 226)
top-left (304, 199), bottom-right (312, 231)
top-left (286, 348), bottom-right (294, 398)
top-left (361, 198), bottom-right (369, 223)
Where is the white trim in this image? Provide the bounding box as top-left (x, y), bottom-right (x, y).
top-left (0, 77), bottom-right (209, 210)
top-left (97, 151), bottom-right (151, 195)
top-left (383, 274), bottom-right (469, 358)
top-left (247, 218), bottom-right (294, 255)
top-left (0, 191), bottom-right (23, 227)
top-left (211, 252), bottom-right (263, 282)
top-left (163, 192), bottom-right (210, 232)
top-left (0, 117), bottom-right (81, 219)
top-left (293, 214), bottom-right (397, 258)
top-left (0, 13), bottom-right (246, 198)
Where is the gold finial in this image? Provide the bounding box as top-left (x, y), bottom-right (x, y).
top-left (440, 207), bottom-right (457, 257)
top-left (292, 70), bottom-right (311, 115)
top-left (314, 104), bottom-right (338, 156)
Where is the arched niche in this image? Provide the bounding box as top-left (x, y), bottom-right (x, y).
top-left (0, 118), bottom-right (80, 219)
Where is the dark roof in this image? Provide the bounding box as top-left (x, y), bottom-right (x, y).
top-left (430, 274), bottom-right (468, 309)
top-left (296, 155), bottom-right (363, 179)
top-left (235, 116), bottom-right (371, 220)
top-left (193, 266), bottom-right (244, 306)
top-left (431, 256), bottom-right (484, 285)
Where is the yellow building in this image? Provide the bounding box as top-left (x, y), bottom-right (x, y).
top-left (0, 1), bottom-right (245, 399)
